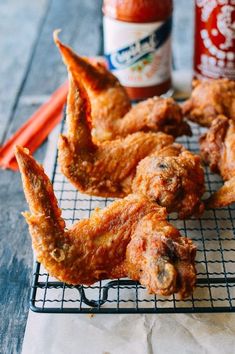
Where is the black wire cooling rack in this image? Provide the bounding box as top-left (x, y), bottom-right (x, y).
top-left (30, 119), bottom-right (235, 314)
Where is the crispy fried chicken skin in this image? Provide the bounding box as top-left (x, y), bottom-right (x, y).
top-left (183, 79), bottom-right (235, 127)
top-left (54, 31), bottom-right (191, 142)
top-left (114, 97), bottom-right (192, 140)
top-left (200, 115), bottom-right (235, 181)
top-left (132, 144), bottom-right (205, 218)
top-left (206, 177), bottom-right (235, 209)
top-left (53, 30), bottom-right (131, 142)
top-left (200, 115), bottom-right (235, 208)
top-left (15, 146), bottom-right (197, 298)
top-left (58, 60), bottom-right (174, 198)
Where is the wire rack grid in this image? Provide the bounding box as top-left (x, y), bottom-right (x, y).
top-left (30, 119), bottom-right (235, 314)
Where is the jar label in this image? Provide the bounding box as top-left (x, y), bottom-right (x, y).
top-left (103, 17), bottom-right (172, 87)
top-left (194, 0), bottom-right (235, 79)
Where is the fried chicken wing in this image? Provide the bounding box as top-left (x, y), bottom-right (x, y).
top-left (15, 146), bottom-right (197, 298)
top-left (183, 79), bottom-right (235, 127)
top-left (113, 97), bottom-right (192, 140)
top-left (205, 177), bottom-right (235, 209)
top-left (132, 144), bottom-right (205, 218)
top-left (54, 30), bottom-right (131, 142)
top-left (54, 31), bottom-right (191, 142)
top-left (58, 58), bottom-right (204, 217)
top-left (200, 115), bottom-right (235, 181)
top-left (58, 61), bottom-right (174, 198)
top-left (200, 115), bottom-right (235, 208)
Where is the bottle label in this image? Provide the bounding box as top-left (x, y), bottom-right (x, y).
top-left (194, 0), bottom-right (235, 80)
top-left (103, 16), bottom-right (172, 87)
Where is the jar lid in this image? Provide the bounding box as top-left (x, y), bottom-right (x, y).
top-left (103, 0), bottom-right (173, 23)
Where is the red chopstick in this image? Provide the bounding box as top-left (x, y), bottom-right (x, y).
top-left (0, 81), bottom-right (68, 170)
top-left (7, 110), bottom-right (63, 171)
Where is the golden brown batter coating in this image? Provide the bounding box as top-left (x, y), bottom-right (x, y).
top-left (112, 96), bottom-right (192, 140)
top-left (200, 115), bottom-right (235, 181)
top-left (200, 115), bottom-right (235, 208)
top-left (183, 79), bottom-right (235, 127)
top-left (54, 31), bottom-right (191, 142)
top-left (205, 177), bottom-right (235, 209)
top-left (15, 146), bottom-right (197, 298)
top-left (132, 144), bottom-right (205, 219)
top-left (58, 63), bottom-right (174, 198)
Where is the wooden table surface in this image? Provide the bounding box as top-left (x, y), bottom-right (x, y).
top-left (0, 1), bottom-right (193, 352)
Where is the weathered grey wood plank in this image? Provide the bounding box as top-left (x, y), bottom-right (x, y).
top-left (0, 1), bottom-right (103, 353)
top-left (0, 0), bottom-right (49, 144)
top-left (173, 0), bottom-right (194, 70)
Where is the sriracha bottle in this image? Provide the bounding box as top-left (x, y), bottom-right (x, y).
top-left (194, 0), bottom-right (235, 80)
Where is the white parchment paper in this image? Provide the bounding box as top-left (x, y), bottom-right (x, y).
top-left (22, 312), bottom-right (235, 354)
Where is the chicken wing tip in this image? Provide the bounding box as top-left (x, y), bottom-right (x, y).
top-left (15, 145), bottom-right (29, 155)
top-left (53, 29), bottom-right (62, 46)
top-left (53, 29), bottom-right (71, 63)
top-left (15, 145), bottom-right (31, 169)
top-left (15, 145), bottom-right (44, 184)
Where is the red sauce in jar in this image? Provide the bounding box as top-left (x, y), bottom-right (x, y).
top-left (103, 0), bottom-right (173, 100)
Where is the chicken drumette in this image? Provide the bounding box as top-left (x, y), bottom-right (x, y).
top-left (133, 144), bottom-right (205, 219)
top-left (15, 146), bottom-right (197, 298)
top-left (183, 79), bottom-right (235, 127)
top-left (200, 115), bottom-right (235, 208)
top-left (54, 31), bottom-right (191, 142)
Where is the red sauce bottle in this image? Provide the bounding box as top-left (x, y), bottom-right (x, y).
top-left (103, 0), bottom-right (173, 100)
top-left (194, 0), bottom-right (235, 80)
